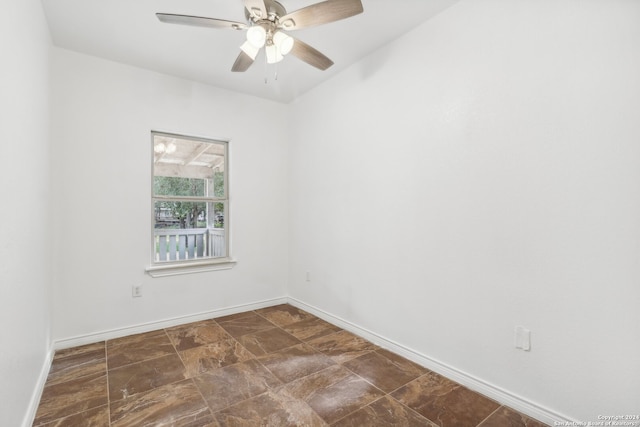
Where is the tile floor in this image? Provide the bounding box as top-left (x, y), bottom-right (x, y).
top-left (33, 304), bottom-right (548, 426)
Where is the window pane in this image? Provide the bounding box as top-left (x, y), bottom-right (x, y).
top-left (153, 135), bottom-right (225, 198)
top-left (154, 176), bottom-right (206, 197)
top-left (153, 201), bottom-right (226, 261)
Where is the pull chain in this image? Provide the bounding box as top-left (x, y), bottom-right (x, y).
top-left (263, 43), bottom-right (281, 84)
top-left (274, 56), bottom-right (278, 81)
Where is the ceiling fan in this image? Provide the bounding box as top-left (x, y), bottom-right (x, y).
top-left (156, 0), bottom-right (364, 72)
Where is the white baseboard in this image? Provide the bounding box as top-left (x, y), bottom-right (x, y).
top-left (47, 295), bottom-right (574, 425)
top-left (287, 297), bottom-right (574, 426)
top-left (54, 296), bottom-right (288, 350)
top-left (31, 297), bottom-right (286, 425)
top-left (22, 346), bottom-right (54, 427)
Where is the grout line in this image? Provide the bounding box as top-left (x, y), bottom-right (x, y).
top-left (385, 371), bottom-right (428, 397)
top-left (34, 405), bottom-right (112, 427)
top-left (318, 359), bottom-right (416, 426)
top-left (33, 344), bottom-right (110, 426)
top-left (233, 307), bottom-right (347, 425)
top-left (196, 310), bottom-right (322, 418)
top-left (242, 309), bottom-right (306, 355)
top-left (188, 376), bottom-right (217, 423)
top-left (328, 395), bottom-right (386, 426)
top-left (392, 395), bottom-right (440, 426)
top-left (337, 360), bottom-right (438, 426)
top-left (477, 405), bottom-right (503, 426)
top-left (289, 299), bottom-right (561, 426)
top-left (38, 303), bottom-right (545, 427)
top-left (106, 350), bottom-right (177, 372)
top-left (164, 323), bottom-right (245, 419)
top-left (53, 297), bottom-right (289, 351)
top-left (42, 361), bottom-right (108, 387)
top-left (162, 327), bottom-right (183, 367)
top-left (258, 306), bottom-right (394, 426)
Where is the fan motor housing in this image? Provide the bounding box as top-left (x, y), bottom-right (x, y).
top-left (245, 0), bottom-right (287, 22)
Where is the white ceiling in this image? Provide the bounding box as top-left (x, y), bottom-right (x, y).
top-left (41, 0), bottom-right (459, 103)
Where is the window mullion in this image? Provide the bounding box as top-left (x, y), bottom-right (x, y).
top-left (153, 195), bottom-right (226, 203)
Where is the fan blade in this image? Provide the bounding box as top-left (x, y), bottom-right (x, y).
top-left (244, 0), bottom-right (268, 20)
top-left (279, 0), bottom-right (363, 31)
top-left (232, 51), bottom-right (255, 72)
top-left (156, 13), bottom-right (247, 30)
top-left (289, 38), bottom-right (334, 70)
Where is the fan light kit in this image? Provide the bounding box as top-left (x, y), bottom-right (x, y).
top-left (156, 0), bottom-right (364, 72)
top-left (241, 25), bottom-right (293, 63)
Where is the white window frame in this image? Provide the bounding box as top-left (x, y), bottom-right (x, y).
top-left (145, 131), bottom-right (235, 277)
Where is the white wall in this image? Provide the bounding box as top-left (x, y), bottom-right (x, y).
top-left (50, 49), bottom-right (289, 341)
top-left (0, 0), bottom-right (52, 425)
top-left (13, 0), bottom-right (639, 423)
top-left (288, 0), bottom-right (640, 421)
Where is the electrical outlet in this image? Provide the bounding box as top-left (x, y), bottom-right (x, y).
top-left (132, 284), bottom-right (143, 298)
top-left (306, 271), bottom-right (311, 282)
top-left (515, 326), bottom-right (531, 351)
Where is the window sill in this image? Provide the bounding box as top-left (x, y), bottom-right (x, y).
top-left (145, 258), bottom-right (237, 278)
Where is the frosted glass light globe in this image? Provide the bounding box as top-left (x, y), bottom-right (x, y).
top-left (265, 44), bottom-right (284, 64)
top-left (246, 25), bottom-right (266, 48)
top-left (273, 31), bottom-right (294, 56)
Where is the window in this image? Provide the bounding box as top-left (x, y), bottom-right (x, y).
top-left (147, 131), bottom-right (233, 276)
